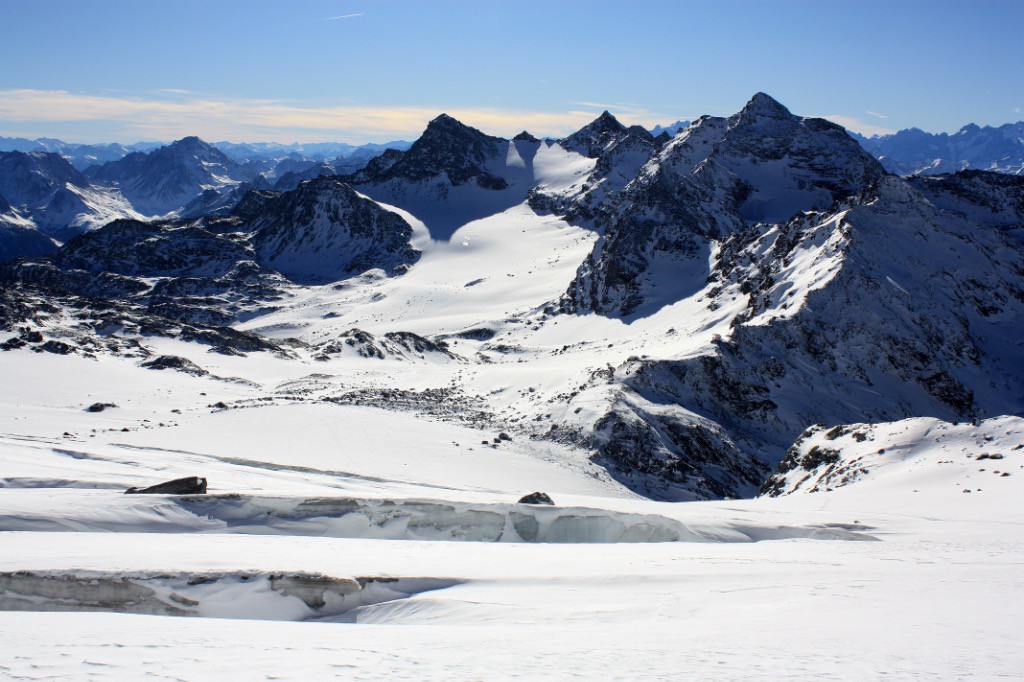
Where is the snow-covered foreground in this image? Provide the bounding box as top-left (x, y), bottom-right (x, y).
top-left (2, 350), bottom-right (1023, 679)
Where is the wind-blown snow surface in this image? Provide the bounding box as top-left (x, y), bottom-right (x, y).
top-left (2, 286), bottom-right (1023, 679)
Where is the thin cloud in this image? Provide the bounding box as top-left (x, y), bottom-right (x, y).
top-left (865, 110), bottom-right (888, 119)
top-left (0, 89), bottom-right (612, 143)
top-left (818, 113), bottom-right (896, 137)
top-left (568, 100), bottom-right (681, 127)
top-left (326, 12), bottom-right (363, 20)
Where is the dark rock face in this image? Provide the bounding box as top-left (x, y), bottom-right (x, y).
top-left (0, 222), bottom-right (57, 264)
top-left (582, 172), bottom-right (1024, 499)
top-left (347, 114), bottom-right (508, 189)
top-left (248, 176), bottom-right (419, 283)
top-left (125, 476), bottom-right (208, 495)
top-left (0, 173), bottom-right (419, 355)
top-left (517, 492), bottom-right (555, 505)
top-left (906, 170), bottom-right (1024, 233)
top-left (590, 398), bottom-right (769, 501)
top-left (560, 111), bottom-right (629, 158)
top-left (85, 402), bottom-right (117, 413)
top-left (140, 355), bottom-right (209, 376)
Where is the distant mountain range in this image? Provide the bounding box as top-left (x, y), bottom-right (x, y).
top-left (852, 122), bottom-right (1024, 176)
top-left (0, 136), bottom-right (410, 171)
top-left (0, 136), bottom-right (413, 253)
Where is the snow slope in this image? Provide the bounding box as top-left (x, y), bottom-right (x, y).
top-left (1, 351), bottom-right (1020, 679)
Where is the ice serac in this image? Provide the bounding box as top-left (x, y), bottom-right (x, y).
top-left (249, 176), bottom-right (419, 284)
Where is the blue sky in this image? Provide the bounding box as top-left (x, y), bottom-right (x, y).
top-left (1, 0), bottom-right (1021, 143)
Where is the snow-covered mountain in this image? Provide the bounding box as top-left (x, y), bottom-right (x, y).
top-left (1, 93), bottom-right (1022, 504)
top-left (0, 136), bottom-right (411, 171)
top-left (1, 174), bottom-right (418, 331)
top-left (0, 150), bottom-right (141, 252)
top-left (249, 176), bottom-right (420, 284)
top-left (854, 122), bottom-right (1024, 176)
top-left (87, 137), bottom-right (250, 217)
top-left (0, 192), bottom-right (56, 262)
top-left (555, 93), bottom-right (885, 317)
top-left (213, 140), bottom-right (410, 163)
top-left (0, 136), bottom-right (162, 170)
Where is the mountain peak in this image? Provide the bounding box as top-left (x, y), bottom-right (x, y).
top-left (421, 114), bottom-right (501, 145)
top-left (562, 111), bottom-right (629, 157)
top-left (737, 92), bottom-right (793, 120)
top-left (591, 110), bottom-right (626, 133)
top-left (171, 135), bottom-right (209, 149)
top-left (428, 113), bottom-right (461, 127)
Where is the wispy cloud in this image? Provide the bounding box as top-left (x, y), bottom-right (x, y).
top-left (816, 113), bottom-right (896, 137)
top-left (326, 12), bottom-right (363, 20)
top-left (865, 110), bottom-right (887, 119)
top-left (0, 89), bottom-right (647, 143)
top-left (568, 100), bottom-right (683, 127)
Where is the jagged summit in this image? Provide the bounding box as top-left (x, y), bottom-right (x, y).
top-left (561, 111), bottom-right (630, 158)
top-left (725, 92), bottom-right (802, 133)
top-left (513, 131), bottom-right (540, 143)
top-left (735, 92), bottom-right (793, 120)
top-left (345, 112), bottom-right (507, 190)
top-left (421, 114), bottom-right (503, 145)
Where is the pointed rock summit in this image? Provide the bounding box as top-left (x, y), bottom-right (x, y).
top-left (735, 92), bottom-right (793, 120)
top-left (346, 113), bottom-right (508, 189)
top-left (562, 111), bottom-right (630, 158)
